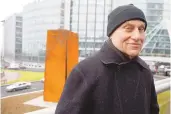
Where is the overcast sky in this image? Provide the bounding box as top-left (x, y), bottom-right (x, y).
top-left (0, 0), bottom-right (34, 53)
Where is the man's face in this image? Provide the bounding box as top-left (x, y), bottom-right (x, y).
top-left (110, 20), bottom-right (145, 58)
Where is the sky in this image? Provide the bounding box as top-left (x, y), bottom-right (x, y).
top-left (0, 0), bottom-right (34, 54)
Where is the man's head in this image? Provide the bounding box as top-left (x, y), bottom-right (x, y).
top-left (107, 4), bottom-right (147, 59)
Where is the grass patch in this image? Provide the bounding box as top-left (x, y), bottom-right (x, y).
top-left (157, 91), bottom-right (170, 114)
top-left (3, 69), bottom-right (44, 85)
top-left (1, 92), bottom-right (44, 114)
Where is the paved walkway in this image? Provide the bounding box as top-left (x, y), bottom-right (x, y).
top-left (24, 96), bottom-right (57, 114)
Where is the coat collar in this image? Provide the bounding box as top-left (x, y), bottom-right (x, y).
top-left (98, 39), bottom-right (149, 69)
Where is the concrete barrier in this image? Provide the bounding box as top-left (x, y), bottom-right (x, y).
top-left (155, 78), bottom-right (170, 86)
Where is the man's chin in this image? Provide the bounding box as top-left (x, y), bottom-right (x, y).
top-left (127, 51), bottom-right (140, 58)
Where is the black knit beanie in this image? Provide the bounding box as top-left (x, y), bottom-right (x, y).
top-left (107, 4), bottom-right (147, 37)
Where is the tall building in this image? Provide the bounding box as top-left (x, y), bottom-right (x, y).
top-left (70, 0), bottom-right (171, 60)
top-left (70, 0), bottom-right (113, 60)
top-left (3, 14), bottom-right (22, 62)
top-left (20, 0), bottom-right (170, 64)
top-left (141, 0), bottom-right (171, 57)
top-left (22, 0), bottom-right (70, 63)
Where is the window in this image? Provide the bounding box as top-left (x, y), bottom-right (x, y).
top-left (95, 42), bottom-right (103, 48)
top-left (86, 42), bottom-right (94, 48)
top-left (88, 0), bottom-right (96, 4)
top-left (88, 14), bottom-right (95, 22)
top-left (72, 15), bottom-right (78, 22)
top-left (15, 49), bottom-right (22, 54)
top-left (106, 0), bottom-right (112, 5)
top-left (79, 42), bottom-right (85, 48)
top-left (79, 23), bottom-right (86, 30)
top-left (105, 6), bottom-right (112, 14)
top-left (71, 22), bottom-right (78, 31)
top-left (95, 30), bottom-right (103, 37)
top-left (144, 48), bottom-right (151, 53)
top-left (96, 22), bottom-right (103, 30)
top-left (79, 50), bottom-right (85, 57)
top-left (79, 14), bottom-right (86, 22)
top-left (16, 22), bottom-right (22, 26)
top-left (80, 6), bottom-right (87, 14)
top-left (60, 9), bottom-right (64, 16)
top-left (152, 49), bottom-right (164, 54)
top-left (16, 27), bottom-right (22, 32)
top-left (39, 50), bottom-right (46, 56)
top-left (16, 33), bottom-right (22, 37)
top-left (146, 16), bottom-right (162, 22)
top-left (165, 43), bottom-right (170, 49)
top-left (146, 42), bottom-right (155, 48)
top-left (80, 0), bottom-right (88, 5)
top-left (96, 4), bottom-right (104, 14)
top-left (88, 5), bottom-right (95, 14)
top-left (87, 30), bottom-right (94, 37)
top-left (87, 22), bottom-right (95, 30)
top-left (158, 42), bottom-right (166, 48)
top-left (165, 37), bottom-right (170, 42)
top-left (96, 14), bottom-right (104, 22)
top-left (155, 4), bottom-right (163, 9)
top-left (16, 16), bottom-right (22, 21)
top-left (147, 3), bottom-right (155, 8)
top-left (147, 3), bottom-right (163, 9)
top-left (61, 2), bottom-right (65, 9)
top-left (165, 49), bottom-right (170, 55)
top-left (79, 30), bottom-right (86, 37)
top-left (73, 0), bottom-right (79, 5)
top-left (32, 56), bottom-right (38, 62)
top-left (16, 38), bottom-right (22, 43)
top-left (16, 44), bottom-right (22, 49)
top-left (60, 18), bottom-right (64, 24)
top-left (15, 55), bottom-right (22, 60)
top-left (72, 5), bottom-right (78, 13)
top-left (39, 57), bottom-right (45, 62)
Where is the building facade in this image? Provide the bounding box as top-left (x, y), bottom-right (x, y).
top-left (22, 0), bottom-right (70, 63)
top-left (70, 0), bottom-right (113, 60)
top-left (3, 14), bottom-right (22, 62)
top-left (20, 0), bottom-right (170, 64)
top-left (141, 0), bottom-right (171, 57)
top-left (70, 0), bottom-right (171, 60)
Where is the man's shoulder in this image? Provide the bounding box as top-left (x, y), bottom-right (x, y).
top-left (77, 53), bottom-right (102, 71)
top-left (72, 53), bottom-right (103, 83)
top-left (136, 57), bottom-right (154, 80)
top-left (136, 56), bottom-right (150, 70)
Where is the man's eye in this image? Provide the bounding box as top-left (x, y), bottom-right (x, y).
top-left (139, 28), bottom-right (145, 32)
top-left (125, 27), bottom-right (133, 31)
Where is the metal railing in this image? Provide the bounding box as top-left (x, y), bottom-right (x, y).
top-left (155, 78), bottom-right (170, 94)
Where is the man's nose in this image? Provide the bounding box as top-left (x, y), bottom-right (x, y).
top-left (131, 29), bottom-right (141, 41)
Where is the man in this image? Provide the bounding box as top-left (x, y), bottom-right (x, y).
top-left (55, 4), bottom-right (159, 114)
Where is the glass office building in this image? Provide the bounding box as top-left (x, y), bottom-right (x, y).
top-left (3, 14), bottom-right (23, 62)
top-left (22, 0), bottom-right (65, 63)
top-left (70, 0), bottom-right (113, 59)
top-left (141, 0), bottom-right (171, 57)
top-left (71, 0), bottom-right (171, 60)
top-left (20, 0), bottom-right (170, 64)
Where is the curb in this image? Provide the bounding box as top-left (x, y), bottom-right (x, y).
top-left (1, 90), bottom-right (43, 99)
top-left (1, 81), bottom-right (42, 87)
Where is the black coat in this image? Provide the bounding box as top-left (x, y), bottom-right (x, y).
top-left (55, 39), bottom-right (159, 114)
